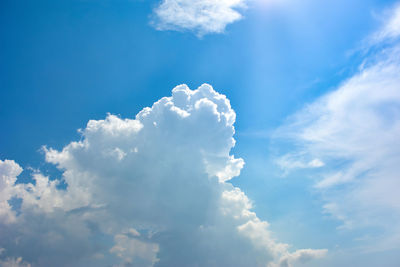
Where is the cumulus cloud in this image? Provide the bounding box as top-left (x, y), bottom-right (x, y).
top-left (0, 160), bottom-right (22, 224)
top-left (0, 257), bottom-right (31, 267)
top-left (0, 248), bottom-right (31, 267)
top-left (0, 84), bottom-right (324, 266)
top-left (151, 0), bottom-right (247, 36)
top-left (269, 249), bottom-right (327, 267)
top-left (275, 4), bottom-right (400, 251)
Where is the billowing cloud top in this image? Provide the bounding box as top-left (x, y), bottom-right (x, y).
top-left (151, 0), bottom-right (247, 36)
top-left (0, 84), bottom-right (325, 266)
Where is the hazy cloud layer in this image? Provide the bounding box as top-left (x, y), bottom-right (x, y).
top-left (151, 0), bottom-right (247, 36)
top-left (275, 4), bottom-right (400, 251)
top-left (0, 84), bottom-right (325, 266)
top-left (370, 3), bottom-right (400, 44)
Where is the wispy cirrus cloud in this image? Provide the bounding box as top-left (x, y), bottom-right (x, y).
top-left (370, 3), bottom-right (400, 44)
top-left (274, 2), bottom-right (400, 251)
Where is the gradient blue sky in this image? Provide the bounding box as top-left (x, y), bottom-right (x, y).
top-left (1, 0), bottom-right (400, 266)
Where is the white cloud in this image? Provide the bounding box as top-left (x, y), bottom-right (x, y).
top-left (275, 153), bottom-right (324, 175)
top-left (0, 84), bottom-right (325, 266)
top-left (151, 0), bottom-right (247, 36)
top-left (0, 248), bottom-right (31, 267)
top-left (0, 257), bottom-right (31, 267)
top-left (0, 160), bottom-right (23, 224)
top-left (269, 249), bottom-right (327, 267)
top-left (110, 233), bottom-right (159, 266)
top-left (275, 5), bottom-right (400, 251)
top-left (371, 3), bottom-right (400, 44)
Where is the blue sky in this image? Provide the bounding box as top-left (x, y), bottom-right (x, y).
top-left (1, 0), bottom-right (400, 266)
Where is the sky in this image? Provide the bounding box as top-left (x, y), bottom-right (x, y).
top-left (1, 0), bottom-right (400, 266)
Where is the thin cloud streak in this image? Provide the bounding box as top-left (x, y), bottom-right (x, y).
top-left (274, 3), bottom-right (400, 252)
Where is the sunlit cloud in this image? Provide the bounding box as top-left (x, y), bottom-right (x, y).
top-left (274, 2), bottom-right (400, 251)
top-left (0, 84), bottom-right (325, 266)
top-left (151, 0), bottom-right (247, 36)
top-left (370, 3), bottom-right (400, 44)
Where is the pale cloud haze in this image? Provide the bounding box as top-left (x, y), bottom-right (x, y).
top-left (371, 3), bottom-right (400, 44)
top-left (275, 2), bottom-right (400, 253)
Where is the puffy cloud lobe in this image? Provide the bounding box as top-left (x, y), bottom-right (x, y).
top-left (0, 257), bottom-right (31, 267)
top-left (0, 84), bottom-right (325, 266)
top-left (0, 160), bottom-right (22, 224)
top-left (110, 232), bottom-right (159, 266)
top-left (151, 0), bottom-right (247, 36)
top-left (0, 249), bottom-right (31, 267)
top-left (269, 249), bottom-right (327, 267)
